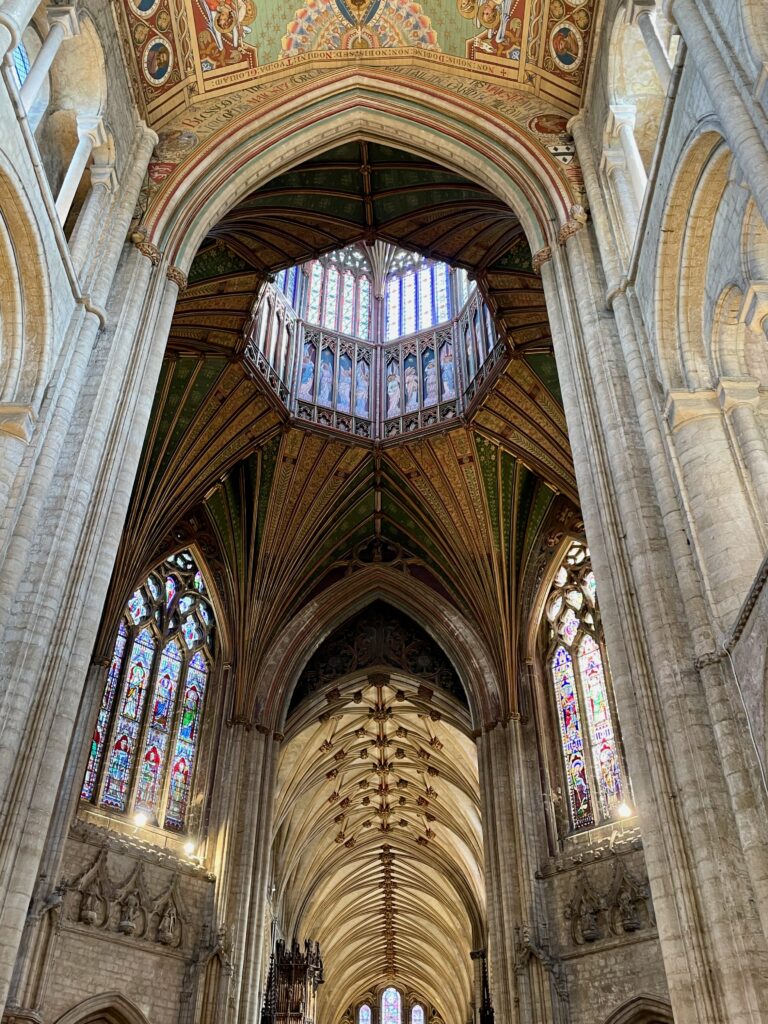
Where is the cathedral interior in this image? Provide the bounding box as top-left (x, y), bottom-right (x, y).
top-left (1, 2), bottom-right (768, 1024)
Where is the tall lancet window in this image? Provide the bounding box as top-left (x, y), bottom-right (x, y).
top-left (359, 1006), bottom-right (372, 1024)
top-left (411, 1006), bottom-right (425, 1024)
top-left (81, 550), bottom-right (215, 833)
top-left (382, 989), bottom-right (401, 1024)
top-left (546, 541), bottom-right (629, 831)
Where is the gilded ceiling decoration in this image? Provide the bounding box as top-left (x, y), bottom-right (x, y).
top-left (275, 672), bottom-right (482, 1022)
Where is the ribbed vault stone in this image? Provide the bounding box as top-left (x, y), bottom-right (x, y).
top-left (274, 620), bottom-right (482, 1024)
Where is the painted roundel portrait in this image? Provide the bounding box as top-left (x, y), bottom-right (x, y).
top-left (132, 0), bottom-right (161, 15)
top-left (143, 35), bottom-right (173, 85)
top-left (550, 21), bottom-right (583, 71)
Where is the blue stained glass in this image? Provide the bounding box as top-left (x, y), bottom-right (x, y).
top-left (484, 303), bottom-right (495, 351)
top-left (135, 641), bottom-right (182, 818)
top-left (386, 276), bottom-right (401, 341)
top-left (179, 595), bottom-right (194, 613)
top-left (382, 988), bottom-right (401, 1024)
top-left (101, 629), bottom-right (155, 811)
top-left (435, 264), bottom-right (450, 322)
top-left (82, 621), bottom-right (128, 801)
top-left (147, 575), bottom-right (161, 600)
top-left (473, 309), bottom-right (484, 364)
top-left (182, 614), bottom-right (201, 649)
top-left (359, 1006), bottom-right (372, 1024)
top-left (402, 272), bottom-right (417, 336)
top-left (164, 652), bottom-right (208, 830)
top-left (276, 269), bottom-right (287, 294)
top-left (127, 590), bottom-right (147, 624)
top-left (194, 570), bottom-right (205, 592)
top-left (323, 266), bottom-right (339, 330)
top-left (357, 277), bottom-right (371, 340)
top-left (166, 576), bottom-right (177, 607)
top-left (341, 272), bottom-right (355, 335)
top-left (11, 42), bottom-right (30, 87)
top-left (307, 263), bottom-right (323, 324)
top-left (418, 267), bottom-right (433, 330)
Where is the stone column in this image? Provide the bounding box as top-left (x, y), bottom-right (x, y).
top-left (18, 6), bottom-right (78, 111)
top-left (68, 162), bottom-right (117, 280)
top-left (628, 1), bottom-right (672, 89)
top-left (600, 146), bottom-right (638, 258)
top-left (205, 724), bottom-right (277, 1024)
top-left (665, 0), bottom-right (768, 226)
top-left (0, 0), bottom-right (42, 54)
top-left (55, 115), bottom-right (107, 224)
top-left (539, 181), bottom-right (768, 1022)
top-left (608, 105), bottom-right (647, 216)
top-left (719, 379), bottom-right (768, 532)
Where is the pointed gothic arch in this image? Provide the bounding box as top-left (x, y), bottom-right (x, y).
top-left (138, 71), bottom-right (576, 269)
top-left (53, 992), bottom-right (153, 1024)
top-left (255, 567), bottom-right (505, 732)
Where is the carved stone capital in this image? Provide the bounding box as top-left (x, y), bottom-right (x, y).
top-left (166, 265), bottom-right (188, 291)
top-left (717, 377), bottom-right (760, 413)
top-left (664, 389), bottom-right (719, 430)
top-left (558, 205), bottom-right (588, 245)
top-left (132, 235), bottom-right (162, 266)
top-left (532, 246), bottom-right (553, 273)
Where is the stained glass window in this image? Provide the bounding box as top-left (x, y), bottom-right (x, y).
top-left (82, 550), bottom-right (214, 832)
top-left (323, 266), bottom-right (340, 330)
top-left (307, 262), bottom-right (323, 324)
top-left (418, 267), bottom-right (433, 331)
top-left (341, 271), bottom-right (355, 335)
top-left (359, 1007), bottom-right (372, 1024)
top-left (402, 271), bottom-right (417, 336)
top-left (382, 988), bottom-right (401, 1024)
top-left (386, 276), bottom-right (401, 340)
top-left (11, 41), bottom-right (31, 87)
top-left (545, 541), bottom-right (629, 831)
top-left (435, 264), bottom-right (450, 323)
top-left (357, 277), bottom-right (371, 340)
top-left (411, 1006), bottom-right (425, 1024)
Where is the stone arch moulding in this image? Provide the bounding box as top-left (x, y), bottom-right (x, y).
top-left (655, 127), bottom-right (732, 392)
top-left (0, 152), bottom-right (51, 440)
top-left (601, 992), bottom-right (674, 1024)
top-left (254, 566), bottom-right (504, 734)
top-left (53, 992), bottom-right (153, 1024)
top-left (139, 70), bottom-right (577, 269)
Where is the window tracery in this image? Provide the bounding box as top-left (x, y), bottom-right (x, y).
top-left (545, 541), bottom-right (629, 831)
top-left (81, 550), bottom-right (215, 833)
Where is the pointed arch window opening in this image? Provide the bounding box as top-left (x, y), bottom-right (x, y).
top-left (546, 541), bottom-right (630, 832)
top-left (381, 988), bottom-right (401, 1024)
top-left (358, 1005), bottom-right (372, 1024)
top-left (80, 550), bottom-right (215, 834)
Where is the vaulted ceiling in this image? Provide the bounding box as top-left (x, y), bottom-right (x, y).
top-left (275, 666), bottom-right (482, 1024)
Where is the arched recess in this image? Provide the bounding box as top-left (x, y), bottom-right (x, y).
top-left (0, 154), bottom-right (51, 435)
top-left (606, 4), bottom-right (666, 170)
top-left (655, 129), bottom-right (732, 391)
top-left (139, 71), bottom-right (574, 268)
top-left (53, 992), bottom-right (153, 1024)
top-left (601, 992), bottom-right (674, 1024)
top-left (255, 566), bottom-right (505, 732)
